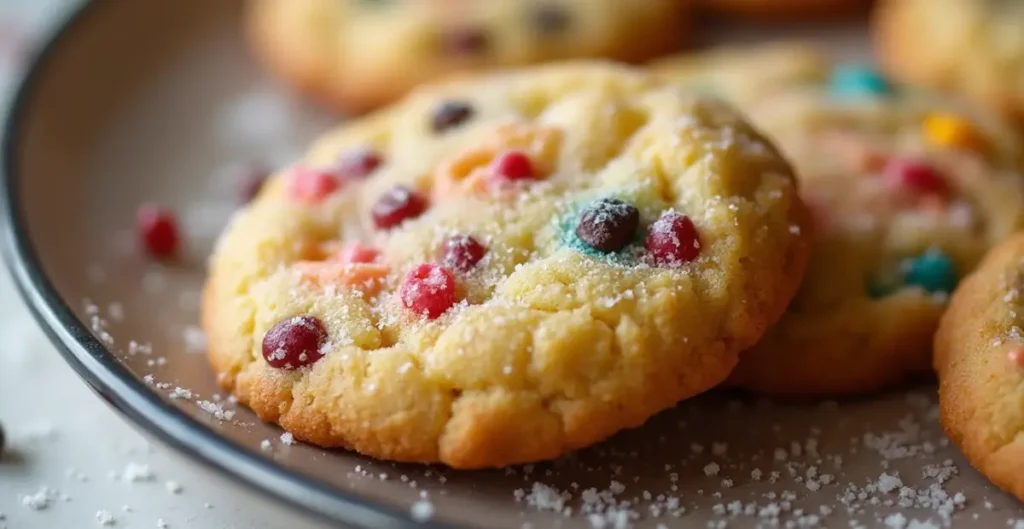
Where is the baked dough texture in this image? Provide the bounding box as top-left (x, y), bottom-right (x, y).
top-left (202, 63), bottom-right (810, 467)
top-left (936, 232), bottom-right (1024, 503)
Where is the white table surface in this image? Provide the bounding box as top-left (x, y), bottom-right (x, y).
top-left (0, 2), bottom-right (332, 528)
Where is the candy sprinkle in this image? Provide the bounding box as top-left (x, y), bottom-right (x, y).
top-left (829, 65), bottom-right (889, 97)
top-left (1008, 347), bottom-right (1024, 368)
top-left (923, 113), bottom-right (984, 151)
top-left (902, 251), bottom-right (959, 295)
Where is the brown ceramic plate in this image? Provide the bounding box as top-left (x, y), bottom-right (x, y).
top-left (4, 1), bottom-right (1023, 527)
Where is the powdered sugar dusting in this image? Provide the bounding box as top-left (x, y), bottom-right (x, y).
top-left (490, 391), bottom-right (1005, 527)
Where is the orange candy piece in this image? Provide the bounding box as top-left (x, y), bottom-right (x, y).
top-left (922, 113), bottom-right (985, 152)
top-left (293, 261), bottom-right (389, 296)
top-left (432, 123), bottom-right (562, 200)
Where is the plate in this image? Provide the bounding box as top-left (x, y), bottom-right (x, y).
top-left (4, 1), bottom-right (1023, 527)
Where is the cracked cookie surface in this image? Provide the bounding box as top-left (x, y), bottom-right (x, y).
top-left (247, 0), bottom-right (688, 113)
top-left (654, 49), bottom-right (1024, 396)
top-left (202, 63), bottom-right (810, 468)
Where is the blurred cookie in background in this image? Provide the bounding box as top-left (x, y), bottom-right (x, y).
top-left (697, 0), bottom-right (872, 20)
top-left (247, 0), bottom-right (690, 114)
top-left (874, 0), bottom-right (1024, 123)
top-left (653, 46), bottom-right (1024, 396)
top-left (649, 42), bottom-right (829, 107)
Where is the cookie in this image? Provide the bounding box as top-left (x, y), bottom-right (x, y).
top-left (935, 232), bottom-right (1024, 503)
top-left (655, 51), bottom-right (1024, 396)
top-left (202, 63), bottom-right (811, 468)
top-left (699, 0), bottom-right (871, 20)
top-left (247, 0), bottom-right (689, 113)
top-left (649, 42), bottom-right (829, 108)
top-left (875, 0), bottom-right (1024, 122)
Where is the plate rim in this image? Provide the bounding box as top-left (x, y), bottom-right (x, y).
top-left (0, 2), bottom-right (465, 528)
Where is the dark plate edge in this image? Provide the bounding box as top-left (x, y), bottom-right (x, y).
top-left (0, 2), bottom-right (460, 528)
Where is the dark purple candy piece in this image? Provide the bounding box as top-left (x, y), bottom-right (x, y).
top-left (443, 234), bottom-right (487, 272)
top-left (575, 198), bottom-right (640, 253)
top-left (431, 100), bottom-right (475, 133)
top-left (261, 316), bottom-right (328, 369)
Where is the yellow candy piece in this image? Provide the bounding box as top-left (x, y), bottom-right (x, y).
top-left (923, 113), bottom-right (984, 151)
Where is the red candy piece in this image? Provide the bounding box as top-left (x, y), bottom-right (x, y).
top-left (443, 235), bottom-right (487, 271)
top-left (261, 315), bottom-right (328, 369)
top-left (288, 166), bottom-right (341, 203)
top-left (137, 203), bottom-right (179, 259)
top-left (883, 158), bottom-right (947, 195)
top-left (400, 263), bottom-right (457, 319)
top-left (490, 150), bottom-right (535, 182)
top-left (645, 211), bottom-right (701, 267)
top-left (371, 185), bottom-right (428, 229)
top-left (338, 242), bottom-right (380, 264)
top-left (336, 148), bottom-right (383, 181)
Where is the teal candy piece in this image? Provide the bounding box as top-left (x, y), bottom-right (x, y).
top-left (903, 251), bottom-right (959, 295)
top-left (830, 64), bottom-right (890, 97)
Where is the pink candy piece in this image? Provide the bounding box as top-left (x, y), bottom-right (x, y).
top-left (1008, 348), bottom-right (1024, 368)
top-left (288, 167), bottom-right (341, 204)
top-left (337, 242), bottom-right (381, 264)
top-left (400, 263), bottom-right (457, 319)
